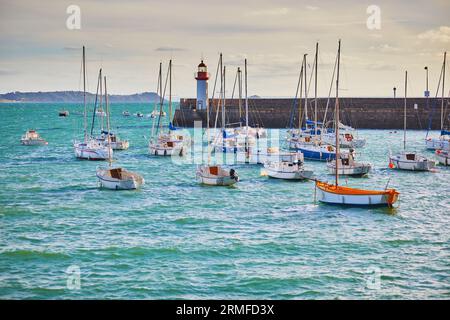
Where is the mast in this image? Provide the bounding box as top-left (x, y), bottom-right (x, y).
top-left (304, 54), bottom-right (308, 129)
top-left (238, 67), bottom-right (242, 127)
top-left (169, 59), bottom-right (172, 128)
top-left (99, 68), bottom-right (103, 132)
top-left (335, 40), bottom-right (341, 187)
top-left (314, 42), bottom-right (318, 138)
top-left (104, 76), bottom-right (112, 167)
top-left (442, 52), bottom-right (447, 131)
top-left (404, 71), bottom-right (408, 150)
top-left (223, 65), bottom-right (226, 131)
top-left (298, 57), bottom-right (304, 130)
top-left (83, 46), bottom-right (87, 143)
top-left (245, 59), bottom-right (249, 150)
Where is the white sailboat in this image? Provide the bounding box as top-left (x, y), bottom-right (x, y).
top-left (264, 152), bottom-right (313, 180)
top-left (96, 76), bottom-right (144, 190)
top-left (20, 129), bottom-right (48, 146)
top-left (197, 55), bottom-right (239, 186)
top-left (425, 51), bottom-right (449, 150)
top-left (327, 148), bottom-right (371, 176)
top-left (149, 60), bottom-right (186, 156)
top-left (91, 69), bottom-right (129, 151)
top-left (316, 40), bottom-right (399, 207)
top-left (73, 46), bottom-right (111, 161)
top-left (321, 122), bottom-right (366, 148)
top-left (389, 71), bottom-right (436, 171)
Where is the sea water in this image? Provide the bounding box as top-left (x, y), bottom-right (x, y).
top-left (0, 103), bottom-right (449, 299)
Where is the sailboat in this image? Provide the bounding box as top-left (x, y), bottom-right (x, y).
top-left (197, 55), bottom-right (239, 186)
top-left (426, 52), bottom-right (449, 150)
top-left (149, 60), bottom-right (185, 156)
top-left (290, 44), bottom-right (338, 161)
top-left (316, 40), bottom-right (399, 207)
top-left (73, 46), bottom-right (111, 161)
top-left (96, 76), bottom-right (144, 190)
top-left (264, 152), bottom-right (313, 180)
top-left (327, 148), bottom-right (371, 176)
top-left (321, 121), bottom-right (366, 148)
top-left (91, 69), bottom-right (129, 151)
top-left (389, 71), bottom-right (436, 171)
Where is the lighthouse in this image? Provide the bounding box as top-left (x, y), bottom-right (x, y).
top-left (195, 60), bottom-right (209, 110)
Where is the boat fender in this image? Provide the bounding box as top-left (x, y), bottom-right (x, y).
top-left (164, 150), bottom-right (167, 156)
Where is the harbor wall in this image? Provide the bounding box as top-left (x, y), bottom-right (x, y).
top-left (173, 97), bottom-right (448, 130)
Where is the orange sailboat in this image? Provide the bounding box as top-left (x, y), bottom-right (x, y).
top-left (315, 40), bottom-right (399, 207)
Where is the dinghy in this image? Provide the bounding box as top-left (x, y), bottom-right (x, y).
top-left (59, 110), bottom-right (69, 117)
top-left (196, 165), bottom-right (239, 186)
top-left (122, 111), bottom-right (130, 117)
top-left (389, 71), bottom-right (435, 171)
top-left (316, 40), bottom-right (399, 207)
top-left (264, 152), bottom-right (313, 180)
top-left (327, 149), bottom-right (371, 176)
top-left (20, 129), bottom-right (48, 146)
top-left (96, 75), bottom-right (144, 190)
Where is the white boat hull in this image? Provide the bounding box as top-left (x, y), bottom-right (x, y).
top-left (265, 167), bottom-right (313, 180)
top-left (74, 142), bottom-right (111, 160)
top-left (149, 144), bottom-right (184, 156)
top-left (327, 163), bottom-right (371, 176)
top-left (317, 188), bottom-right (391, 206)
top-left (426, 138), bottom-right (449, 150)
top-left (96, 168), bottom-right (144, 190)
top-left (196, 165), bottom-right (238, 186)
top-left (389, 155), bottom-right (435, 171)
top-left (436, 151), bottom-right (450, 166)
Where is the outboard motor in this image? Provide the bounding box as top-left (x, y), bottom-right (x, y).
top-left (230, 169), bottom-right (239, 182)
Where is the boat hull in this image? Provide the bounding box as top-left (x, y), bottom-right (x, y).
top-left (315, 181), bottom-right (399, 207)
top-left (436, 150), bottom-right (450, 166)
top-left (327, 163), bottom-right (371, 176)
top-left (266, 167), bottom-right (313, 180)
top-left (96, 168), bottom-right (144, 190)
top-left (74, 143), bottom-right (111, 161)
top-left (425, 138), bottom-right (449, 150)
top-left (297, 147), bottom-right (336, 161)
top-left (389, 156), bottom-right (435, 171)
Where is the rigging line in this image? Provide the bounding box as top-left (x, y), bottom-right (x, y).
top-left (90, 69), bottom-right (101, 137)
top-left (288, 57), bottom-right (304, 129)
top-left (156, 62), bottom-right (170, 137)
top-left (426, 61), bottom-right (444, 134)
top-left (322, 51), bottom-right (338, 130)
top-left (306, 54), bottom-right (316, 120)
top-left (231, 67), bottom-right (238, 100)
top-left (213, 54), bottom-right (223, 136)
top-left (150, 64), bottom-right (162, 141)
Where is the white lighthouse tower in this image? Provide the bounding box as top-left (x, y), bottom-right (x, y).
top-left (195, 60), bottom-right (209, 110)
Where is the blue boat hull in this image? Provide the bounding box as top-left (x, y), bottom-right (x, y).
top-left (297, 148), bottom-right (336, 161)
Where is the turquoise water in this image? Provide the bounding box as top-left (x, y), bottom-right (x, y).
top-left (0, 103), bottom-right (449, 299)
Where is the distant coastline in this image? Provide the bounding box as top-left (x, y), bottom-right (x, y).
top-left (0, 91), bottom-right (161, 103)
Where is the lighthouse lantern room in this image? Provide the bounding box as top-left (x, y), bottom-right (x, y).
top-left (195, 60), bottom-right (209, 110)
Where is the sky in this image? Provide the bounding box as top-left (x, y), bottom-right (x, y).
top-left (0, 0), bottom-right (449, 98)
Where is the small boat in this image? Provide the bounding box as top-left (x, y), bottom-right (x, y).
top-left (389, 152), bottom-right (436, 171)
top-left (59, 110), bottom-right (69, 117)
top-left (96, 75), bottom-right (144, 190)
top-left (295, 143), bottom-right (337, 161)
top-left (95, 109), bottom-right (106, 117)
top-left (136, 112), bottom-right (144, 118)
top-left (327, 149), bottom-right (371, 176)
top-left (20, 129), bottom-right (48, 146)
top-left (435, 148), bottom-right (450, 166)
top-left (97, 167), bottom-right (144, 190)
top-left (264, 152), bottom-right (313, 180)
top-left (97, 131), bottom-right (129, 150)
top-left (315, 181), bottom-right (399, 207)
top-left (315, 40), bottom-right (399, 207)
top-left (150, 110), bottom-right (166, 118)
top-left (122, 111), bottom-right (130, 117)
top-left (74, 139), bottom-right (111, 160)
top-left (196, 165), bottom-right (239, 186)
top-left (390, 71), bottom-right (436, 171)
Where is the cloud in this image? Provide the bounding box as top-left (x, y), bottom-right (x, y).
top-left (305, 6), bottom-right (319, 11)
top-left (247, 7), bottom-right (289, 16)
top-left (369, 44), bottom-right (400, 53)
top-left (155, 47), bottom-right (187, 52)
top-left (417, 26), bottom-right (450, 43)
